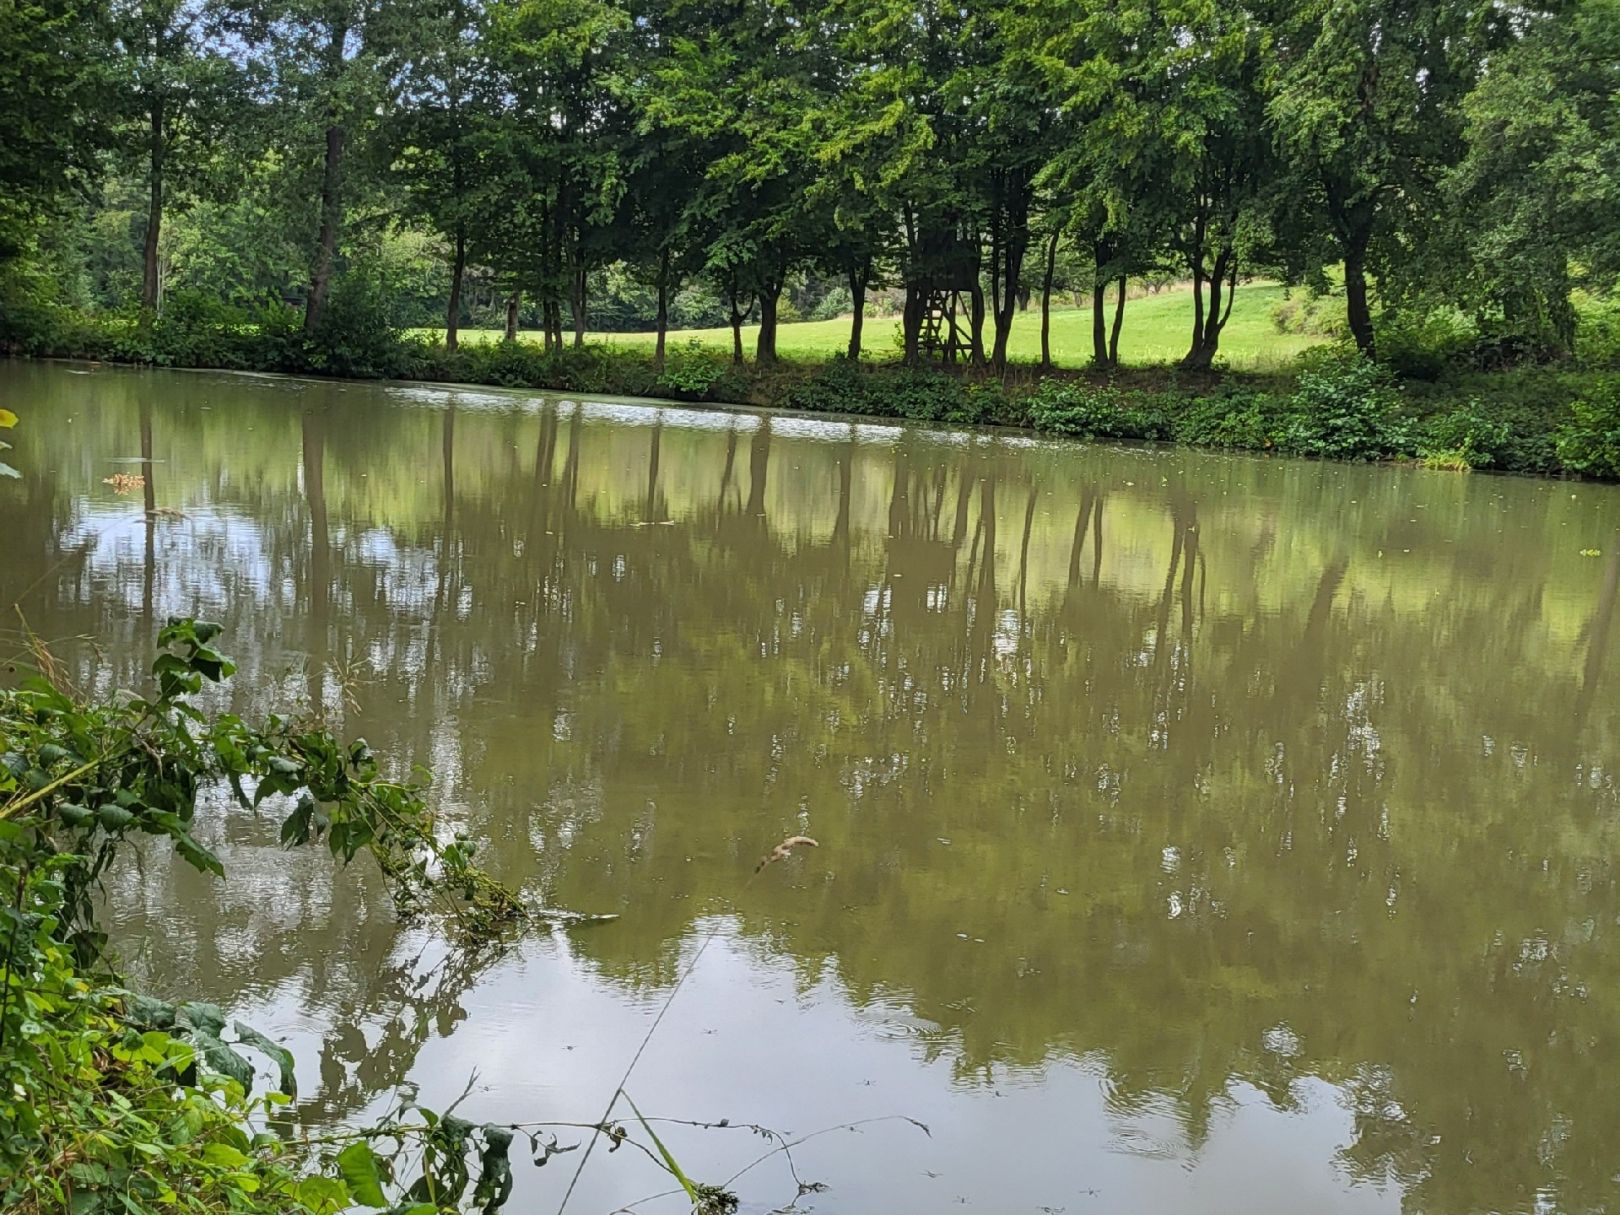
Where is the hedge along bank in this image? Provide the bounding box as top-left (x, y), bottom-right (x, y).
top-left (3, 291), bottom-right (1619, 479)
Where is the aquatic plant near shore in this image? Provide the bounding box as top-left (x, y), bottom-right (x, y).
top-left (0, 619), bottom-right (531, 1213)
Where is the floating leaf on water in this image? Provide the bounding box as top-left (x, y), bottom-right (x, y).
top-left (755, 834), bottom-right (819, 874)
top-left (1580, 548), bottom-right (1602, 557)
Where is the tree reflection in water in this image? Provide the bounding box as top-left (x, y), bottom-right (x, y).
top-left (4, 362), bottom-right (1620, 1214)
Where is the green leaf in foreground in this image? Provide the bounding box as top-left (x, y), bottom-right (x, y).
top-left (336, 1140), bottom-right (388, 1207)
top-left (233, 1021), bottom-right (297, 1096)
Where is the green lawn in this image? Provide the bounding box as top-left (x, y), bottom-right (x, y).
top-left (425, 281), bottom-right (1326, 370)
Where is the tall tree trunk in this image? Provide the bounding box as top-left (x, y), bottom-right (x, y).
top-left (570, 257), bottom-right (586, 348)
top-left (141, 96), bottom-right (164, 319)
top-left (654, 247), bottom-right (671, 369)
top-left (304, 122), bottom-right (346, 336)
top-left (445, 225), bottom-right (466, 351)
top-left (902, 283), bottom-right (923, 366)
top-left (846, 263), bottom-right (866, 360)
top-left (968, 280), bottom-right (987, 366)
top-left (1182, 248), bottom-right (1236, 371)
top-left (1344, 238), bottom-right (1374, 356)
top-left (1040, 230), bottom-right (1058, 370)
top-left (504, 289), bottom-right (519, 341)
top-left (727, 280), bottom-right (747, 365)
top-left (1091, 275), bottom-right (1109, 367)
top-left (990, 179), bottom-right (1030, 373)
top-left (1110, 273), bottom-right (1126, 366)
top-left (305, 14), bottom-right (350, 337)
top-left (756, 277), bottom-right (781, 363)
top-left (1187, 262), bottom-right (1206, 363)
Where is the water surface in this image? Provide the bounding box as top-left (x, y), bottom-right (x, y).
top-left (4, 361), bottom-right (1620, 1214)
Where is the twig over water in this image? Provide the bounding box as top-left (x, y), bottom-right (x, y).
top-left (553, 834), bottom-right (823, 1214)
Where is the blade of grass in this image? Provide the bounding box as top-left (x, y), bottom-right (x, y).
top-left (624, 1093), bottom-right (697, 1205)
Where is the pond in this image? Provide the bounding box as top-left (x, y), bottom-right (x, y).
top-left (4, 360), bottom-right (1620, 1215)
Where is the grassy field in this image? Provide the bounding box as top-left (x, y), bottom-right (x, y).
top-left (423, 281), bottom-right (1327, 370)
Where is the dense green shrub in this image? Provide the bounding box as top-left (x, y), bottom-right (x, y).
top-left (1280, 350), bottom-right (1414, 461)
top-left (137, 291), bottom-right (258, 368)
top-left (1556, 382), bottom-right (1620, 478)
top-left (1272, 291), bottom-right (1348, 339)
top-left (1172, 390), bottom-right (1284, 450)
top-left (304, 272), bottom-right (408, 379)
top-left (1576, 290), bottom-right (1620, 369)
top-left (0, 268), bottom-right (118, 358)
top-left (1376, 310), bottom-right (1473, 380)
top-left (1417, 398), bottom-right (1515, 469)
top-left (10, 290), bottom-right (1620, 479)
top-left (0, 620), bottom-right (528, 1215)
top-left (656, 340), bottom-right (733, 397)
top-left (1027, 380), bottom-right (1172, 441)
top-left (808, 286), bottom-right (853, 321)
top-left (781, 361), bottom-right (975, 423)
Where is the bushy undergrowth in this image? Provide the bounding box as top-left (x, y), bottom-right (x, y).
top-left (1556, 379), bottom-right (1620, 478)
top-left (8, 288), bottom-right (1620, 478)
top-left (0, 620), bottom-right (531, 1215)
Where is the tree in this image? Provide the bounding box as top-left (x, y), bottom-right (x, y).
top-left (1031, 0), bottom-right (1167, 370)
top-left (643, 0), bottom-right (823, 364)
top-left (1265, 0), bottom-right (1481, 355)
top-left (0, 0), bottom-right (109, 261)
top-left (482, 0), bottom-right (630, 350)
top-left (389, 0), bottom-right (491, 350)
top-left (973, 1), bottom-right (1052, 372)
top-left (1444, 0), bottom-right (1620, 356)
top-left (250, 0), bottom-right (404, 335)
top-left (111, 0), bottom-right (249, 318)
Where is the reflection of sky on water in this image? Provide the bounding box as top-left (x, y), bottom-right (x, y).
top-left (223, 922), bottom-right (1399, 1215)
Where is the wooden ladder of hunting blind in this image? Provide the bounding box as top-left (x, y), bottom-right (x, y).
top-left (920, 286), bottom-right (972, 362)
top-left (914, 225), bottom-right (980, 363)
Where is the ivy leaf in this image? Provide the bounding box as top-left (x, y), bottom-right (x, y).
top-left (178, 1001), bottom-right (227, 1036)
top-left (336, 1141), bottom-right (388, 1208)
top-left (190, 1030), bottom-right (255, 1089)
top-left (123, 993), bottom-right (177, 1029)
top-left (472, 1125), bottom-right (514, 1213)
top-left (234, 1021), bottom-right (297, 1097)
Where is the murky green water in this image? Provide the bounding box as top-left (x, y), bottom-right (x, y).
top-left (5, 360), bottom-right (1620, 1214)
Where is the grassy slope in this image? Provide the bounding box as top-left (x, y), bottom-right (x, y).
top-left (425, 282), bottom-right (1325, 370)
